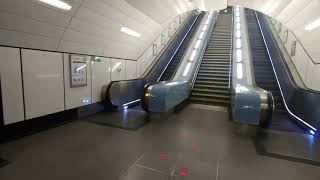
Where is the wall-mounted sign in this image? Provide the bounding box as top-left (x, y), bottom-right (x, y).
top-left (70, 55), bottom-right (87, 88)
top-left (91, 56), bottom-right (102, 63)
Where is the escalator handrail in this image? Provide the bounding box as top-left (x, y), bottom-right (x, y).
top-left (160, 13), bottom-right (205, 82)
top-left (142, 12), bottom-right (219, 112)
top-left (156, 12), bottom-right (203, 82)
top-left (105, 10), bottom-right (201, 107)
top-left (140, 11), bottom-right (200, 80)
top-left (146, 11), bottom-right (201, 82)
top-left (106, 10), bottom-right (199, 88)
top-left (254, 11), bottom-right (317, 131)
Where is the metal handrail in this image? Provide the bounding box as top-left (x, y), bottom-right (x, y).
top-left (156, 12), bottom-right (202, 82)
top-left (271, 19), bottom-right (320, 65)
top-left (138, 11), bottom-right (195, 78)
top-left (163, 13), bottom-right (205, 82)
top-left (136, 11), bottom-right (190, 65)
top-left (269, 17), bottom-right (320, 93)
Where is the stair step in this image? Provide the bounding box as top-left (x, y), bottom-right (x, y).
top-left (191, 93), bottom-right (230, 99)
top-left (190, 97), bottom-right (230, 105)
top-left (193, 88), bottom-right (229, 94)
top-left (195, 80), bottom-right (229, 86)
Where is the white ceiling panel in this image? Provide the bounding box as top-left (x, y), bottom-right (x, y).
top-left (59, 40), bottom-right (105, 55)
top-left (32, 0), bottom-right (84, 16)
top-left (0, 11), bottom-right (65, 39)
top-left (0, 28), bottom-right (60, 50)
top-left (82, 0), bottom-right (129, 23)
top-left (74, 6), bottom-right (123, 31)
top-left (68, 17), bottom-right (145, 46)
top-left (0, 0), bottom-right (71, 27)
top-left (125, 0), bottom-right (183, 24)
top-left (0, 0), bottom-right (318, 61)
top-left (276, 0), bottom-right (311, 24)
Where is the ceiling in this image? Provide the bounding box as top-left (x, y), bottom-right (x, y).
top-left (0, 0), bottom-right (319, 61)
top-left (0, 0), bottom-right (198, 59)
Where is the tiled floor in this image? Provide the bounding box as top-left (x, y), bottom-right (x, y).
top-left (0, 104), bottom-right (319, 180)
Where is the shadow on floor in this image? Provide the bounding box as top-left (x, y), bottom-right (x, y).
top-left (252, 130), bottom-right (320, 166)
top-left (86, 108), bottom-right (150, 130)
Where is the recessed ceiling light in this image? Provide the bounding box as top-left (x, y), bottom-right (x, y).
top-left (38, 0), bottom-right (72, 11)
top-left (305, 17), bottom-right (320, 31)
top-left (120, 27), bottom-right (141, 37)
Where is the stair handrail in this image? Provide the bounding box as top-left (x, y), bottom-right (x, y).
top-left (269, 17), bottom-right (320, 92)
top-left (136, 11), bottom-right (191, 77)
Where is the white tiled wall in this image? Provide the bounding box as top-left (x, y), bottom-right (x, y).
top-left (91, 57), bottom-right (111, 103)
top-left (21, 49), bottom-right (65, 119)
top-left (126, 60), bottom-right (137, 80)
top-left (0, 47), bottom-right (141, 124)
top-left (0, 47), bottom-right (24, 124)
top-left (111, 58), bottom-right (126, 81)
top-left (0, 10), bottom-right (189, 123)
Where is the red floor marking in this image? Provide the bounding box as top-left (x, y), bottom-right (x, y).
top-left (192, 142), bottom-right (198, 150)
top-left (159, 152), bottom-right (169, 158)
top-left (179, 167), bottom-right (189, 176)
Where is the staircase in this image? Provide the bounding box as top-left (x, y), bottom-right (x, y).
top-left (160, 13), bottom-right (205, 81)
top-left (245, 9), bottom-right (285, 112)
top-left (190, 9), bottom-right (233, 107)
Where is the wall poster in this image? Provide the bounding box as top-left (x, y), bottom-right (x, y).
top-left (70, 55), bottom-right (87, 88)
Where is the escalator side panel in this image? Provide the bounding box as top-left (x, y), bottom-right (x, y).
top-left (256, 12), bottom-right (320, 131)
top-left (245, 9), bottom-right (285, 113)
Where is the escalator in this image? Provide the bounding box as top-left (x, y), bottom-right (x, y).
top-left (105, 10), bottom-right (204, 109)
top-left (160, 13), bottom-right (204, 81)
top-left (245, 9), bottom-right (285, 113)
top-left (245, 8), bottom-right (302, 131)
top-left (190, 8), bottom-right (233, 107)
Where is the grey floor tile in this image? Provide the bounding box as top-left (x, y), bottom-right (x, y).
top-left (136, 151), bottom-right (178, 175)
top-left (118, 166), bottom-right (169, 180)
